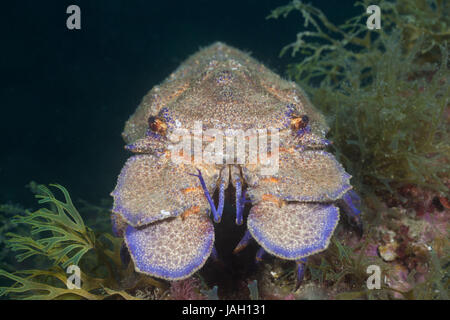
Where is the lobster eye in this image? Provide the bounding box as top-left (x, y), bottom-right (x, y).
top-left (148, 116), bottom-right (167, 135)
top-left (291, 115), bottom-right (309, 131)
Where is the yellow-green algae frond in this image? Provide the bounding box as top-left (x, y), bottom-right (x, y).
top-left (0, 184), bottom-right (163, 300)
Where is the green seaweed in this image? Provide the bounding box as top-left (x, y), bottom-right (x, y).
top-left (0, 268), bottom-right (100, 300)
top-left (303, 233), bottom-right (448, 300)
top-left (269, 0), bottom-right (449, 198)
top-left (0, 184), bottom-right (165, 300)
top-left (0, 204), bottom-right (23, 271)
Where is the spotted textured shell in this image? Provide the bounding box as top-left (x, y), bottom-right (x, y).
top-left (111, 42), bottom-right (360, 281)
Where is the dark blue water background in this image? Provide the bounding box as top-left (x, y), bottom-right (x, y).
top-left (0, 0), bottom-right (359, 208)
